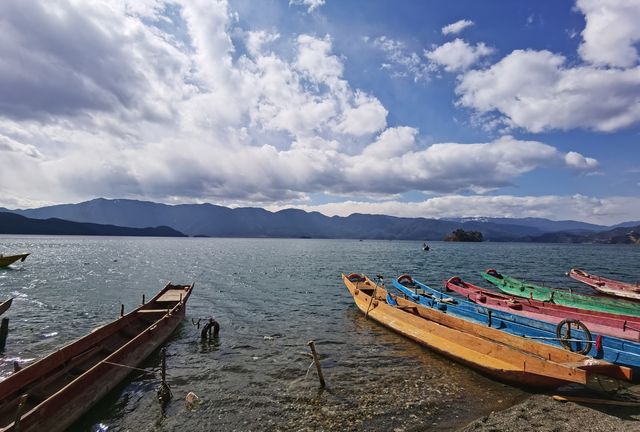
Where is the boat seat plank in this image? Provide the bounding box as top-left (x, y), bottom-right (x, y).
top-left (137, 309), bottom-right (169, 314)
top-left (155, 291), bottom-right (184, 302)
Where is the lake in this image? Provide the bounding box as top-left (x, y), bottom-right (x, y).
top-left (0, 236), bottom-right (638, 431)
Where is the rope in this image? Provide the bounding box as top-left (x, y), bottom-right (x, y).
top-left (103, 360), bottom-right (157, 375)
top-left (522, 335), bottom-right (591, 343)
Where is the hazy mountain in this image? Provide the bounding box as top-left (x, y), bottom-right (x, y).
top-left (443, 216), bottom-right (607, 233)
top-left (522, 226), bottom-right (640, 245)
top-left (0, 212), bottom-right (185, 237)
top-left (4, 198), bottom-right (637, 241)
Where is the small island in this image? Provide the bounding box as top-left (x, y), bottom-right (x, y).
top-left (445, 229), bottom-right (484, 242)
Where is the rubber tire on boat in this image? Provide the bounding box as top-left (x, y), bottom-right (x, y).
top-left (397, 274), bottom-right (414, 286)
top-left (347, 273), bottom-right (365, 283)
top-left (485, 268), bottom-right (502, 279)
top-left (556, 319), bottom-right (592, 355)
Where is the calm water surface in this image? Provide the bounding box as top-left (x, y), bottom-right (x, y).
top-left (0, 236), bottom-right (638, 431)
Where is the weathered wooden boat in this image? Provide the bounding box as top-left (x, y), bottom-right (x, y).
top-left (343, 273), bottom-right (632, 389)
top-left (0, 254), bottom-right (29, 268)
top-left (0, 282), bottom-right (193, 432)
top-left (445, 276), bottom-right (640, 341)
top-left (483, 269), bottom-right (640, 317)
top-left (0, 299), bottom-right (12, 317)
top-left (569, 268), bottom-right (640, 301)
top-left (393, 275), bottom-right (640, 368)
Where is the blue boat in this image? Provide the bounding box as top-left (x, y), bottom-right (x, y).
top-left (391, 275), bottom-right (640, 369)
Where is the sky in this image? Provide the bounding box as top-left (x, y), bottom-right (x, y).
top-left (0, 0), bottom-right (639, 224)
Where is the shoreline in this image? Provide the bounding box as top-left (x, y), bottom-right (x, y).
top-left (458, 392), bottom-right (640, 431)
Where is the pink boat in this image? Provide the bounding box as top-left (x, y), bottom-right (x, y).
top-left (569, 268), bottom-right (640, 301)
top-left (444, 276), bottom-right (640, 341)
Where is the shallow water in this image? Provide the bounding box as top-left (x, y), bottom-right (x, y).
top-left (0, 236), bottom-right (638, 431)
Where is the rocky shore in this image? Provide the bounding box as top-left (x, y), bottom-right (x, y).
top-left (459, 393), bottom-right (640, 432)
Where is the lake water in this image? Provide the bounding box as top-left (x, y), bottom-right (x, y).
top-left (0, 236), bottom-right (638, 431)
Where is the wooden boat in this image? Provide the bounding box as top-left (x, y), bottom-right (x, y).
top-left (569, 268), bottom-right (640, 301)
top-left (445, 277), bottom-right (640, 341)
top-left (0, 299), bottom-right (12, 317)
top-left (0, 282), bottom-right (193, 432)
top-left (0, 254), bottom-right (29, 268)
top-left (483, 269), bottom-right (640, 317)
top-left (391, 275), bottom-right (640, 368)
top-left (342, 273), bottom-right (632, 389)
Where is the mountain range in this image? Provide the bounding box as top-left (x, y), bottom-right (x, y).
top-left (1, 198), bottom-right (637, 242)
top-left (0, 211), bottom-right (184, 237)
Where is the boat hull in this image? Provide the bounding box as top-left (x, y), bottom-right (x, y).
top-left (0, 299), bottom-right (12, 317)
top-left (445, 277), bottom-right (640, 341)
top-left (569, 269), bottom-right (640, 301)
top-left (392, 276), bottom-right (640, 368)
top-left (343, 274), bottom-right (630, 389)
top-left (0, 254), bottom-right (29, 268)
top-left (0, 283), bottom-right (193, 432)
top-left (483, 270), bottom-right (640, 317)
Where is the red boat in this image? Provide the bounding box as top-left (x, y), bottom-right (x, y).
top-left (569, 268), bottom-right (640, 301)
top-left (444, 277), bottom-right (640, 341)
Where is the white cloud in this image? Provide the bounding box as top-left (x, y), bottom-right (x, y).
top-left (564, 151), bottom-right (599, 173)
top-left (442, 19), bottom-right (474, 36)
top-left (272, 194), bottom-right (640, 225)
top-left (456, 49), bottom-right (640, 132)
top-left (425, 39), bottom-right (493, 72)
top-left (577, 0), bottom-right (640, 68)
top-left (295, 35), bottom-right (343, 84)
top-left (336, 91), bottom-right (388, 136)
top-left (289, 0), bottom-right (325, 13)
top-left (371, 36), bottom-right (432, 82)
top-left (0, 0), bottom-right (601, 211)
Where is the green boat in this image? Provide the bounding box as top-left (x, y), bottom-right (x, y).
top-left (482, 269), bottom-right (640, 317)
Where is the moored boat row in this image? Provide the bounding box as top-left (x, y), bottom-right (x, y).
top-left (342, 266), bottom-right (640, 390)
top-left (342, 274), bottom-right (632, 389)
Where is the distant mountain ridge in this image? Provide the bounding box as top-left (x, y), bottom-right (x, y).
top-left (522, 226), bottom-right (640, 244)
top-left (0, 212), bottom-right (185, 237)
top-left (2, 198), bottom-right (637, 242)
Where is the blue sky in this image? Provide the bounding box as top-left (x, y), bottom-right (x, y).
top-left (0, 0), bottom-right (638, 223)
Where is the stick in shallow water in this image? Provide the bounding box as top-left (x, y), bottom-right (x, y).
top-left (307, 340), bottom-right (326, 388)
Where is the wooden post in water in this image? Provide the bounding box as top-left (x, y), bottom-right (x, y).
top-left (161, 347), bottom-right (167, 384)
top-left (307, 340), bottom-right (326, 388)
top-left (0, 318), bottom-right (9, 351)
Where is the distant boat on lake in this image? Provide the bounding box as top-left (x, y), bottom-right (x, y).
top-left (0, 253), bottom-right (29, 268)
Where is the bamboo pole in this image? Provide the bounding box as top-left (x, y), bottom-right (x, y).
top-left (307, 340), bottom-right (326, 388)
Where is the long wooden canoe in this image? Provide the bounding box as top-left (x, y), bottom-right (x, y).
top-left (391, 275), bottom-right (640, 368)
top-left (483, 269), bottom-right (640, 317)
top-left (569, 268), bottom-right (640, 301)
top-left (0, 299), bottom-right (12, 317)
top-left (0, 254), bottom-right (29, 268)
top-left (0, 282), bottom-right (193, 432)
top-left (342, 274), bottom-right (632, 389)
top-left (445, 277), bottom-right (640, 341)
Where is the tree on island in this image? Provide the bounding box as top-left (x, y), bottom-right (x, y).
top-left (444, 229), bottom-right (484, 242)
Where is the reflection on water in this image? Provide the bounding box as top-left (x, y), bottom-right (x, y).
top-left (0, 236), bottom-right (637, 430)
